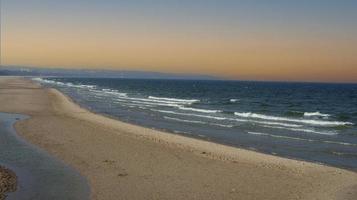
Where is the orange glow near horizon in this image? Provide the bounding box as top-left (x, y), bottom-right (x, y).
top-left (1, 1), bottom-right (357, 83)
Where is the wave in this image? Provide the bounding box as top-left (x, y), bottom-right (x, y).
top-left (33, 78), bottom-right (63, 85)
top-left (100, 89), bottom-right (127, 97)
top-left (247, 131), bottom-right (314, 142)
top-left (212, 123), bottom-right (234, 128)
top-left (152, 109), bottom-right (303, 128)
top-left (303, 112), bottom-right (330, 118)
top-left (164, 116), bottom-right (233, 128)
top-left (33, 78), bottom-right (97, 90)
top-left (115, 98), bottom-right (180, 108)
top-left (230, 99), bottom-right (239, 103)
top-left (126, 97), bottom-right (191, 105)
top-left (177, 106), bottom-right (221, 113)
top-left (251, 120), bottom-right (302, 128)
top-left (247, 132), bottom-right (357, 146)
top-left (321, 140), bottom-right (357, 146)
top-left (116, 95), bottom-right (218, 113)
top-left (113, 101), bottom-right (155, 108)
top-left (148, 96), bottom-right (199, 104)
top-left (151, 109), bottom-right (228, 120)
top-left (234, 112), bottom-right (352, 127)
top-left (95, 93), bottom-right (214, 113)
top-left (116, 96), bottom-right (195, 106)
top-left (260, 125), bottom-right (337, 135)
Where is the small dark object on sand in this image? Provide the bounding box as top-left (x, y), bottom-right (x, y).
top-left (118, 173), bottom-right (128, 177)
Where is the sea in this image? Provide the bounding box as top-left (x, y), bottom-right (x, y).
top-left (33, 77), bottom-right (357, 170)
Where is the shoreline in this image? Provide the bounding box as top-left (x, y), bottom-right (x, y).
top-left (55, 92), bottom-right (357, 172)
top-left (44, 81), bottom-right (356, 172)
top-left (47, 87), bottom-right (323, 169)
top-left (1, 76), bottom-right (357, 199)
top-left (0, 112), bottom-right (89, 199)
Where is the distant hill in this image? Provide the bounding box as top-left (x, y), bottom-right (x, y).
top-left (0, 66), bottom-right (220, 80)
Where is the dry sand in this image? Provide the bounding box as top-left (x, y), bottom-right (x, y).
top-left (0, 76), bottom-right (356, 200)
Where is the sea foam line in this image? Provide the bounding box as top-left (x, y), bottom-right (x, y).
top-left (260, 125), bottom-right (337, 136)
top-left (114, 98), bottom-right (179, 108)
top-left (177, 106), bottom-right (221, 113)
top-left (152, 109), bottom-right (302, 128)
top-left (33, 77), bottom-right (97, 89)
top-left (114, 96), bottom-right (220, 113)
top-left (149, 96), bottom-right (199, 103)
top-left (234, 112), bottom-right (352, 126)
top-left (164, 116), bottom-right (234, 128)
top-left (115, 95), bottom-right (195, 105)
top-left (247, 132), bottom-right (357, 146)
top-left (303, 112), bottom-right (330, 118)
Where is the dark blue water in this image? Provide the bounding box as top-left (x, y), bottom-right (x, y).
top-left (33, 77), bottom-right (357, 170)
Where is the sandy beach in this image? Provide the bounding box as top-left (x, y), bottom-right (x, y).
top-left (0, 76), bottom-right (356, 200)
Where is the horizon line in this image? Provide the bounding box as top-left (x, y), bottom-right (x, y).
top-left (1, 65), bottom-right (357, 84)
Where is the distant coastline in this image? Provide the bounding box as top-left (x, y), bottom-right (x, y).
top-left (2, 66), bottom-right (357, 84)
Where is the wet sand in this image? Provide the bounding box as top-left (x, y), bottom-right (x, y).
top-left (0, 76), bottom-right (357, 200)
top-left (0, 112), bottom-right (89, 200)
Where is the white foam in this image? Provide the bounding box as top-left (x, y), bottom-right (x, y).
top-left (234, 112), bottom-right (352, 126)
top-left (152, 109), bottom-right (306, 128)
top-left (100, 89), bottom-right (127, 97)
top-left (247, 132), bottom-right (357, 146)
top-left (114, 98), bottom-right (178, 107)
top-left (122, 97), bottom-right (216, 115)
top-left (303, 112), bottom-right (330, 118)
top-left (117, 96), bottom-right (193, 105)
top-left (114, 101), bottom-right (154, 108)
top-left (230, 99), bottom-right (239, 103)
top-left (212, 123), bottom-right (234, 128)
top-left (260, 125), bottom-right (337, 135)
top-left (149, 96), bottom-right (199, 103)
top-left (177, 106), bottom-right (221, 113)
top-left (248, 132), bottom-right (315, 142)
top-left (77, 84), bottom-right (96, 89)
top-left (164, 116), bottom-right (233, 128)
top-left (151, 109), bottom-right (228, 120)
top-left (321, 140), bottom-right (357, 146)
top-left (33, 78), bottom-right (97, 90)
top-left (247, 131), bottom-right (266, 136)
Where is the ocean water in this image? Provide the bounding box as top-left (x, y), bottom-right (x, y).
top-left (33, 77), bottom-right (357, 170)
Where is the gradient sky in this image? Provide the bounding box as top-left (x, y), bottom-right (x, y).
top-left (1, 0), bottom-right (357, 82)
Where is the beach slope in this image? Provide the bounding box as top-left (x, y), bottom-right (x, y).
top-left (0, 77), bottom-right (356, 200)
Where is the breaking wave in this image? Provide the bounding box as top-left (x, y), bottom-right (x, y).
top-left (234, 112), bottom-right (352, 127)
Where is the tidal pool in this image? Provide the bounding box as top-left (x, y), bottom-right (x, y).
top-left (0, 112), bottom-right (89, 200)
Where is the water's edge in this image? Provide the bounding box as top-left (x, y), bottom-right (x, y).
top-left (52, 87), bottom-right (357, 173)
top-left (33, 77), bottom-right (357, 170)
top-left (0, 112), bottom-right (90, 200)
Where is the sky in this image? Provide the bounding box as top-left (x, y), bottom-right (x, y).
top-left (1, 0), bottom-right (357, 82)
